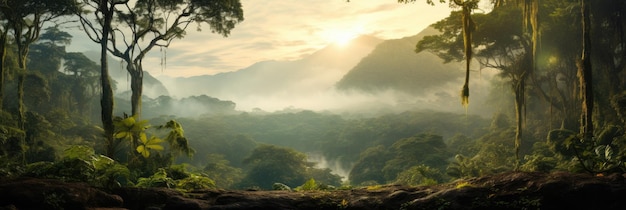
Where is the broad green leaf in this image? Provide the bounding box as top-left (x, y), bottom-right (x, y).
top-left (93, 155), bottom-right (115, 170)
top-left (136, 145), bottom-right (150, 158)
top-left (145, 137), bottom-right (164, 150)
top-left (605, 146), bottom-right (613, 160)
top-left (139, 133), bottom-right (148, 143)
top-left (146, 144), bottom-right (164, 151)
top-left (594, 145), bottom-right (603, 155)
top-left (121, 116), bottom-right (136, 127)
top-left (63, 145), bottom-right (95, 160)
top-left (114, 131), bottom-right (130, 139)
top-left (136, 136), bottom-right (164, 157)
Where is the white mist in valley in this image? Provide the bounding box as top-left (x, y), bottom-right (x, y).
top-left (154, 31), bottom-right (499, 118)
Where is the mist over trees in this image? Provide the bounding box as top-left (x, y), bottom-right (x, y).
top-left (0, 0), bottom-right (624, 197)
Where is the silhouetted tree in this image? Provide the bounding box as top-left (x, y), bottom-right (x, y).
top-left (0, 0), bottom-right (78, 130)
top-left (102, 0), bottom-right (243, 117)
top-left (76, 0), bottom-right (122, 158)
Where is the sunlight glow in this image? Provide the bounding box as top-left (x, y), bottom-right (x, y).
top-left (321, 27), bottom-right (363, 47)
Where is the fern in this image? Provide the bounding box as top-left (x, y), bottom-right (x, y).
top-left (296, 178), bottom-right (319, 191)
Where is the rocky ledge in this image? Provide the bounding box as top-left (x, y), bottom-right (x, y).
top-left (1, 171), bottom-right (625, 210)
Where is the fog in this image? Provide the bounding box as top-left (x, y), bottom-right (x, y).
top-left (153, 71), bottom-right (497, 118)
top-left (150, 31), bottom-right (499, 118)
top-left (307, 153), bottom-right (352, 182)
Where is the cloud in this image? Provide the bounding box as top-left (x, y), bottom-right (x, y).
top-left (137, 0), bottom-right (453, 78)
top-left (65, 0), bottom-right (453, 77)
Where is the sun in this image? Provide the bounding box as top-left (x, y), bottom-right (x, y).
top-left (322, 28), bottom-right (362, 47)
top-left (331, 32), bottom-right (358, 46)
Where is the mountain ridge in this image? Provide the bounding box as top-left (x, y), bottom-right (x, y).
top-left (154, 27), bottom-right (495, 114)
top-left (157, 34), bottom-right (385, 101)
top-left (335, 27), bottom-right (464, 96)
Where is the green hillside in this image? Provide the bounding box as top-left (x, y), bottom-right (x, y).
top-left (336, 27), bottom-right (464, 96)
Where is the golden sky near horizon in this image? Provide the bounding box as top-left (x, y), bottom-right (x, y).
top-left (69, 0), bottom-right (456, 78)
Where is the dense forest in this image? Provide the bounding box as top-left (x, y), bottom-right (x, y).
top-left (0, 0), bottom-right (625, 200)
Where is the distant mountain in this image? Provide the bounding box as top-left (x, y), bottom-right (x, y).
top-left (115, 94), bottom-right (238, 118)
top-left (335, 27), bottom-right (464, 96)
top-left (158, 35), bottom-right (384, 100)
top-left (79, 51), bottom-right (226, 117)
top-left (155, 29), bottom-right (494, 115)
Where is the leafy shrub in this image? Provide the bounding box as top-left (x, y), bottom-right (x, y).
top-left (272, 183), bottom-right (292, 191)
top-left (394, 165), bottom-right (442, 186)
top-left (24, 145), bottom-right (130, 188)
top-left (166, 164), bottom-right (191, 180)
top-left (295, 178), bottom-right (319, 191)
top-left (136, 168), bottom-right (176, 188)
top-left (176, 174), bottom-right (216, 191)
top-left (136, 165), bottom-right (216, 191)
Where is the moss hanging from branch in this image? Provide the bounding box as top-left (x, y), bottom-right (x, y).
top-left (513, 0), bottom-right (538, 167)
top-left (454, 0), bottom-right (476, 109)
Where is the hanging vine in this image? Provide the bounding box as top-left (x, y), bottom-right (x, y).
top-left (513, 0), bottom-right (539, 167)
top-left (453, 0), bottom-right (477, 109)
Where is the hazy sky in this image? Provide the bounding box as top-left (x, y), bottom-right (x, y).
top-left (68, 0), bottom-right (453, 78)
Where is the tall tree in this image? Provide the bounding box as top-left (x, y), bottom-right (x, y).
top-left (63, 52), bottom-right (100, 116)
top-left (106, 0), bottom-right (243, 117)
top-left (0, 0), bottom-right (78, 129)
top-left (579, 0), bottom-right (593, 139)
top-left (0, 21), bottom-right (8, 111)
top-left (516, 0), bottom-right (539, 167)
top-left (402, 0), bottom-right (538, 164)
top-left (28, 27), bottom-right (72, 79)
top-left (589, 0), bottom-right (626, 127)
top-left (76, 0), bottom-right (122, 158)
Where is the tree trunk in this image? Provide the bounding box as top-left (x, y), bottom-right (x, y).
top-left (16, 46), bottom-right (27, 130)
top-left (101, 1), bottom-right (116, 158)
top-left (0, 30), bottom-right (7, 111)
top-left (128, 63), bottom-right (143, 118)
top-left (514, 76), bottom-right (525, 166)
top-left (580, 0), bottom-right (594, 139)
top-left (17, 74), bottom-right (24, 129)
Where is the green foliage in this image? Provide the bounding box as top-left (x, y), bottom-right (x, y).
top-left (519, 142), bottom-right (561, 173)
top-left (136, 168), bottom-right (176, 188)
top-left (177, 174), bottom-right (216, 191)
top-left (295, 178), bottom-right (320, 191)
top-left (203, 154), bottom-right (244, 189)
top-left (383, 134), bottom-right (449, 180)
top-left (349, 145), bottom-right (391, 185)
top-left (446, 154), bottom-right (480, 178)
top-left (545, 126), bottom-right (624, 173)
top-left (114, 115), bottom-right (193, 163)
top-left (23, 145), bottom-right (129, 188)
top-left (239, 145), bottom-right (310, 189)
top-left (306, 168), bottom-right (343, 187)
top-left (62, 145), bottom-right (95, 160)
top-left (156, 120), bottom-right (194, 157)
top-left (114, 115), bottom-right (150, 142)
top-left (349, 133), bottom-right (451, 185)
top-left (136, 135), bottom-right (165, 158)
top-left (455, 181), bottom-right (474, 189)
top-left (0, 124), bottom-right (26, 159)
top-left (136, 165), bottom-right (216, 191)
top-left (394, 165), bottom-right (443, 186)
